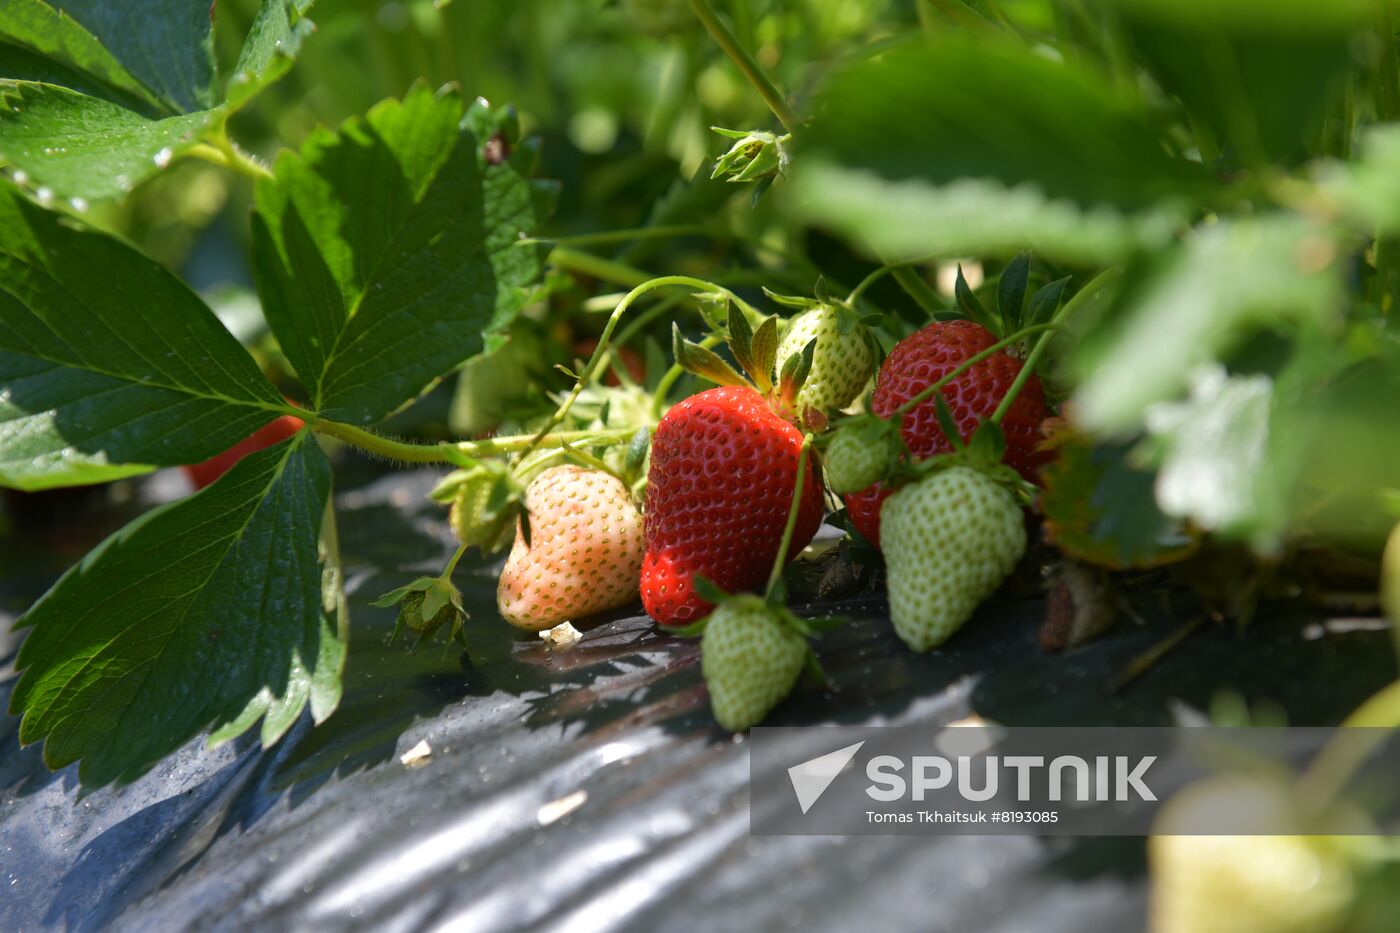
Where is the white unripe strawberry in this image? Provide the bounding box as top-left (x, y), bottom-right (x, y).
top-left (700, 595), bottom-right (808, 731)
top-left (497, 466), bottom-right (645, 631)
top-left (880, 465), bottom-right (1026, 651)
top-left (775, 303), bottom-right (875, 414)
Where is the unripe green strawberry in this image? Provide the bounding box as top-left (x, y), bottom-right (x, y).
top-left (775, 304), bottom-right (875, 414)
top-left (498, 465), bottom-right (645, 631)
top-left (1149, 777), bottom-right (1355, 933)
top-left (701, 595), bottom-right (808, 732)
top-left (823, 419), bottom-right (900, 495)
top-left (880, 466), bottom-right (1026, 651)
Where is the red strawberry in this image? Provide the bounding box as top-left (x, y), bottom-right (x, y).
top-left (845, 320), bottom-right (1048, 547)
top-left (183, 414), bottom-right (305, 490)
top-left (642, 385), bottom-right (824, 625)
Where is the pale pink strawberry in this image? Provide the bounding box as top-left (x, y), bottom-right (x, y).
top-left (497, 465), bottom-right (645, 630)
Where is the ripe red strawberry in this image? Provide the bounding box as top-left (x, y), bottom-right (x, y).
top-left (642, 385), bottom-right (824, 625)
top-left (183, 414), bottom-right (305, 490)
top-left (845, 320), bottom-right (1048, 547)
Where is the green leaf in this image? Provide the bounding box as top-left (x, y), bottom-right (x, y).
top-left (1104, 0), bottom-right (1369, 165)
top-left (1070, 216), bottom-right (1342, 433)
top-left (226, 0), bottom-right (316, 110)
top-left (0, 82), bottom-right (215, 201)
top-left (0, 0), bottom-right (164, 113)
top-left (1318, 126), bottom-right (1400, 236)
top-left (0, 40), bottom-right (155, 113)
top-left (252, 86), bottom-right (554, 424)
top-left (1039, 427), bottom-right (1197, 570)
top-left (788, 162), bottom-right (1181, 266)
top-left (0, 185), bottom-right (291, 490)
top-left (6, 0), bottom-right (218, 113)
top-left (800, 37), bottom-right (1216, 212)
top-left (1142, 366), bottom-right (1281, 543)
top-left (8, 434), bottom-right (335, 785)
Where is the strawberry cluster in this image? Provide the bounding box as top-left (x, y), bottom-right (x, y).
top-left (368, 259), bottom-right (1060, 734)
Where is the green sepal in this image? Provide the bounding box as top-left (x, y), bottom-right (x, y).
top-left (749, 315), bottom-right (780, 394)
top-left (955, 265), bottom-right (1002, 337)
top-left (933, 392), bottom-right (966, 452)
top-left (762, 287), bottom-right (823, 311)
top-left (692, 573), bottom-right (731, 605)
top-left (776, 338), bottom-right (817, 413)
top-left (672, 323), bottom-right (750, 387)
top-left (727, 299), bottom-right (755, 367)
top-left (1027, 275), bottom-right (1072, 327)
top-left (966, 420), bottom-right (1007, 465)
top-left (623, 426), bottom-right (652, 484)
top-left (997, 252), bottom-right (1031, 332)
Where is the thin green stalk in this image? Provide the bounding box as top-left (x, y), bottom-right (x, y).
top-left (846, 263), bottom-right (902, 307)
top-left (890, 265), bottom-right (949, 317)
top-left (990, 327), bottom-right (1056, 425)
top-left (530, 225), bottom-right (711, 248)
top-left (686, 0), bottom-right (803, 135)
top-left (550, 247), bottom-right (653, 289)
top-left (765, 434), bottom-right (813, 598)
top-left (524, 276), bottom-right (738, 457)
top-left (443, 540), bottom-right (471, 577)
top-left (313, 420), bottom-right (640, 463)
top-left (192, 124), bottom-right (273, 181)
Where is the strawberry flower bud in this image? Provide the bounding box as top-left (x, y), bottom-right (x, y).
top-left (710, 128), bottom-right (790, 184)
top-left (431, 460), bottom-right (523, 554)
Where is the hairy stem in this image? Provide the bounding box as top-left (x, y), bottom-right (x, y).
top-left (192, 126), bottom-right (273, 181)
top-left (686, 0), bottom-right (803, 135)
top-left (312, 420), bottom-right (642, 463)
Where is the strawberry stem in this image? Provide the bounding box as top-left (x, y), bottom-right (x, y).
top-left (443, 540), bottom-right (470, 577)
top-left (989, 267), bottom-right (1114, 425)
top-left (765, 434), bottom-right (814, 599)
top-left (685, 0), bottom-right (804, 135)
top-left (312, 420), bottom-right (641, 464)
top-left (521, 275), bottom-right (745, 459)
top-left (845, 263), bottom-right (903, 306)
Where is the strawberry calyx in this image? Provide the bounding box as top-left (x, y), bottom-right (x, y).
top-left (431, 458), bottom-right (525, 555)
top-left (373, 571), bottom-right (468, 649)
top-left (672, 300), bottom-right (828, 430)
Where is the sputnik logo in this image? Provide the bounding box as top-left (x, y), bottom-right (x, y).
top-left (787, 741), bottom-right (865, 814)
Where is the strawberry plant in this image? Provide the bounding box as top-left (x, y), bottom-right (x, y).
top-left (2, 16), bottom-right (1399, 926)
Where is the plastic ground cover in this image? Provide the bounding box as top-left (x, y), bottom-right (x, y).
top-left (1, 469), bottom-right (1394, 932)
